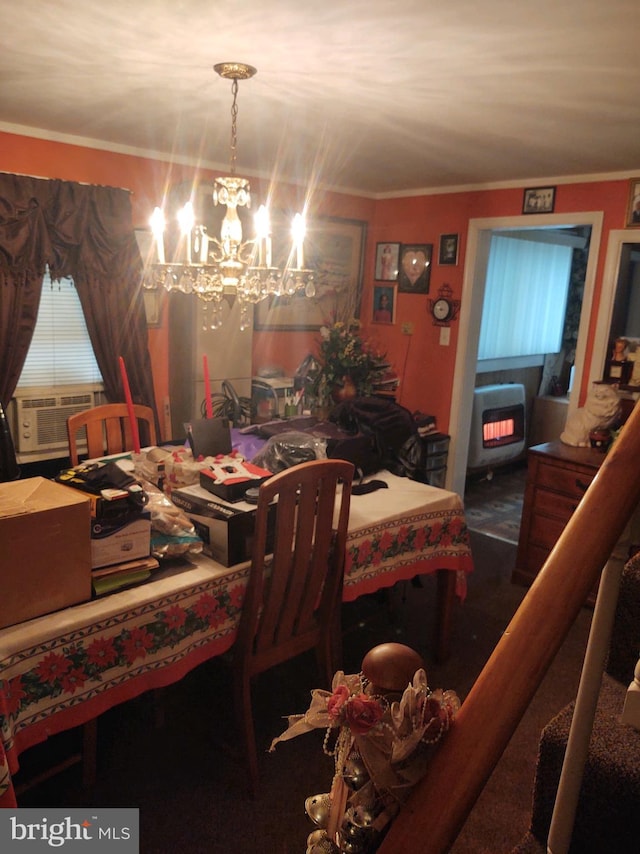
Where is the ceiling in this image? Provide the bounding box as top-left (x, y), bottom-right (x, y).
top-left (3, 0), bottom-right (640, 197)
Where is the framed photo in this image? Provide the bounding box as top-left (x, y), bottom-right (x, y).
top-left (438, 233), bottom-right (459, 266)
top-left (254, 216), bottom-right (366, 330)
top-left (374, 242), bottom-right (400, 281)
top-left (142, 290), bottom-right (163, 327)
top-left (625, 178), bottom-right (640, 227)
top-left (398, 244), bottom-right (433, 294)
top-left (372, 284), bottom-right (396, 324)
top-left (522, 186), bottom-right (556, 214)
top-left (134, 228), bottom-right (163, 327)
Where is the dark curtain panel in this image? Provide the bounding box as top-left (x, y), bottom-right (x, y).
top-left (0, 173), bottom-right (157, 427)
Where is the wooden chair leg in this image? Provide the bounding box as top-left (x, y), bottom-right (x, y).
top-left (435, 568), bottom-right (456, 664)
top-left (234, 672), bottom-right (259, 797)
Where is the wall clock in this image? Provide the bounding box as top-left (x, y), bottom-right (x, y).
top-left (428, 284), bottom-right (460, 325)
top-left (432, 297), bottom-right (454, 322)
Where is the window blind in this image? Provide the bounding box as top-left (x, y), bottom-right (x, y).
top-left (478, 234), bottom-right (573, 361)
top-left (17, 271), bottom-right (103, 388)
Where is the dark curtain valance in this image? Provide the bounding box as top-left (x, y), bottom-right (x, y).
top-left (0, 173), bottom-right (157, 428)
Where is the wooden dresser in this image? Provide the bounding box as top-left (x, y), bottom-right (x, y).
top-left (514, 440), bottom-right (606, 603)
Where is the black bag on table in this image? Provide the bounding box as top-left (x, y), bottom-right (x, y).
top-left (329, 397), bottom-right (417, 476)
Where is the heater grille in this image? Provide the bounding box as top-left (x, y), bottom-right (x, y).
top-left (468, 384), bottom-right (526, 469)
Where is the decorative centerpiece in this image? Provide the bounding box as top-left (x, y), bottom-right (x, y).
top-left (310, 320), bottom-right (388, 407)
top-left (270, 643), bottom-right (460, 853)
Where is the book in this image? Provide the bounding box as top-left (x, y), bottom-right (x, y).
top-left (91, 555), bottom-right (159, 579)
top-left (92, 569), bottom-right (153, 597)
top-left (91, 555), bottom-right (160, 597)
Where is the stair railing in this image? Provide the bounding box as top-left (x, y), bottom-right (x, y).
top-left (378, 398), bottom-right (640, 854)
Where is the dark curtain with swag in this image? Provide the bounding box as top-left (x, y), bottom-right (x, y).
top-left (0, 173), bottom-right (158, 433)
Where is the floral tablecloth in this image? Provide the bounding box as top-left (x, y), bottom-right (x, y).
top-left (0, 471), bottom-right (472, 806)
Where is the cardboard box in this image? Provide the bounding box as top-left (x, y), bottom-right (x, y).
top-left (199, 459), bottom-right (272, 503)
top-left (90, 512), bottom-right (151, 569)
top-left (0, 477), bottom-right (92, 629)
top-left (170, 484), bottom-right (275, 566)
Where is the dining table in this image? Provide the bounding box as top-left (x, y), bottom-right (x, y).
top-left (0, 469), bottom-right (473, 807)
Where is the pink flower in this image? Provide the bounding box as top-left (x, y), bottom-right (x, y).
top-left (327, 685), bottom-right (351, 722)
top-left (344, 693), bottom-right (384, 735)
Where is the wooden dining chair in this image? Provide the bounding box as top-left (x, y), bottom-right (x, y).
top-left (67, 403), bottom-right (157, 465)
top-left (233, 458), bottom-right (354, 794)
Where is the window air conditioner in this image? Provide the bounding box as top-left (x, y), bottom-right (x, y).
top-left (10, 385), bottom-right (106, 456)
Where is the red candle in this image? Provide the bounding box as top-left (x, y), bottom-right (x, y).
top-left (118, 356), bottom-right (141, 454)
top-left (203, 354), bottom-right (213, 419)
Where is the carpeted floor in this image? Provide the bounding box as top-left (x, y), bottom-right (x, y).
top-left (15, 528), bottom-right (593, 854)
top-left (464, 462), bottom-right (528, 544)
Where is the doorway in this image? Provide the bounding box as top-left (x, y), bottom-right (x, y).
top-left (447, 211), bottom-right (604, 499)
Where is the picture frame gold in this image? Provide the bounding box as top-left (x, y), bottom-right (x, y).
top-left (625, 177), bottom-right (640, 227)
top-left (135, 228), bottom-right (163, 327)
top-left (254, 216), bottom-right (367, 330)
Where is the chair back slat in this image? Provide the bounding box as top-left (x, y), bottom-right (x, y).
top-left (237, 459), bottom-right (354, 676)
top-left (67, 403), bottom-right (157, 465)
top-left (232, 457), bottom-right (354, 794)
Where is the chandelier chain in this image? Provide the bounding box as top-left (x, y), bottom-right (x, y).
top-left (229, 78), bottom-right (239, 175)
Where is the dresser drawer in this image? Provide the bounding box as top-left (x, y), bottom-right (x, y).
top-left (525, 542), bottom-right (550, 575)
top-left (534, 462), bottom-right (595, 499)
top-left (531, 486), bottom-right (585, 520)
top-left (530, 512), bottom-right (567, 550)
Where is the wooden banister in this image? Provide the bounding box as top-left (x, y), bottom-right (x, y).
top-left (379, 400), bottom-right (640, 853)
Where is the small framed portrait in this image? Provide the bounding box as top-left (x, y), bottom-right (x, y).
top-left (372, 284), bottom-right (396, 324)
top-left (374, 242), bottom-right (400, 281)
top-left (522, 186), bottom-right (556, 214)
top-left (625, 178), bottom-right (640, 227)
top-left (438, 233), bottom-right (459, 265)
top-left (143, 290), bottom-right (163, 327)
top-left (398, 244), bottom-right (432, 293)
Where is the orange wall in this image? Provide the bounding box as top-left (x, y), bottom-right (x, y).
top-left (1, 130), bottom-right (632, 436)
top-left (360, 181), bottom-right (630, 429)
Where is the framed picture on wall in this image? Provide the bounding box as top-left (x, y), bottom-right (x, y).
top-left (438, 233), bottom-right (459, 265)
top-left (135, 228), bottom-right (163, 327)
top-left (625, 177), bottom-right (640, 227)
top-left (372, 284), bottom-right (396, 324)
top-left (397, 244), bottom-right (433, 293)
top-left (254, 216), bottom-right (367, 330)
top-left (374, 242), bottom-right (400, 281)
top-left (522, 186), bottom-right (556, 214)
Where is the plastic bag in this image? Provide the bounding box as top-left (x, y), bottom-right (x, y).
top-left (252, 431), bottom-right (327, 474)
top-left (140, 480), bottom-right (203, 559)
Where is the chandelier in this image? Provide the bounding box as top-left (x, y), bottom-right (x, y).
top-left (143, 62), bottom-right (315, 330)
